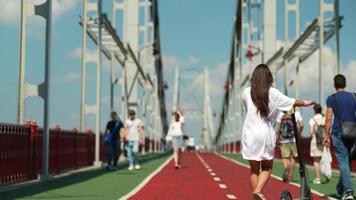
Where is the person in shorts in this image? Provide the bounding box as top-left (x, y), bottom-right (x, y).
top-left (276, 110), bottom-right (304, 182)
top-left (166, 111), bottom-right (184, 169)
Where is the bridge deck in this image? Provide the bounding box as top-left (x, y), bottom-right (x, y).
top-left (1, 152), bottom-right (355, 200)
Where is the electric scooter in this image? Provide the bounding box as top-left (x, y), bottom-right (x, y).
top-left (280, 108), bottom-right (313, 200)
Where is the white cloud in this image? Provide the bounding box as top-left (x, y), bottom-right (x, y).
top-left (162, 54), bottom-right (199, 69)
top-left (68, 47), bottom-right (82, 59)
top-left (0, 0), bottom-right (78, 26)
top-left (53, 71), bottom-right (80, 84)
top-left (342, 60), bottom-right (356, 91)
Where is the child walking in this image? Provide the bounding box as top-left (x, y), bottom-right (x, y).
top-left (241, 64), bottom-right (313, 200)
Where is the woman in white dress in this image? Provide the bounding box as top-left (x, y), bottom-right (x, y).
top-left (166, 111), bottom-right (184, 169)
top-left (309, 104), bottom-right (326, 184)
top-left (242, 64), bottom-right (313, 200)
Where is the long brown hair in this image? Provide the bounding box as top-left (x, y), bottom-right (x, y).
top-left (174, 112), bottom-right (180, 122)
top-left (250, 64), bottom-right (273, 118)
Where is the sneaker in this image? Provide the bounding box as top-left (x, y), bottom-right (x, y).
top-left (286, 176), bottom-right (293, 183)
top-left (106, 165), bottom-right (113, 171)
top-left (128, 165), bottom-right (134, 171)
top-left (342, 193), bottom-right (354, 200)
top-left (253, 192), bottom-right (267, 200)
top-left (312, 178), bottom-right (321, 184)
top-left (336, 191), bottom-right (343, 198)
top-left (112, 166), bottom-right (118, 170)
top-left (135, 165), bottom-right (141, 170)
top-left (282, 168), bottom-right (290, 182)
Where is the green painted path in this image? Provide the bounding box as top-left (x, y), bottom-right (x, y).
top-left (1, 153), bottom-right (170, 200)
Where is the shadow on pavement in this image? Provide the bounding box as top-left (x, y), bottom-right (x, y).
top-left (0, 153), bottom-right (168, 200)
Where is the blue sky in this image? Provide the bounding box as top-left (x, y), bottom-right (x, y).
top-left (0, 0), bottom-right (356, 142)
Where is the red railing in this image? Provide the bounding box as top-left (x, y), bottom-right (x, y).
top-left (0, 122), bottom-right (161, 187)
top-left (0, 122), bottom-right (100, 187)
top-left (224, 139), bottom-right (356, 172)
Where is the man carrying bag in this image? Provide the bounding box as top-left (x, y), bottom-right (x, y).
top-left (105, 112), bottom-right (124, 170)
top-left (324, 74), bottom-right (356, 200)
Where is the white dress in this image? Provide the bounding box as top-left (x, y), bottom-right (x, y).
top-left (242, 87), bottom-right (295, 161)
top-left (309, 114), bottom-right (325, 157)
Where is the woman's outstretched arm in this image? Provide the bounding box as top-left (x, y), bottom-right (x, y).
top-left (294, 99), bottom-right (313, 107)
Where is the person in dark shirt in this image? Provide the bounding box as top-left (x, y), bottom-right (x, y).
top-left (324, 74), bottom-right (355, 200)
top-left (105, 111), bottom-right (124, 170)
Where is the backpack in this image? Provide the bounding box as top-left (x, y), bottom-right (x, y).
top-left (280, 113), bottom-right (295, 139)
top-left (312, 116), bottom-right (325, 149)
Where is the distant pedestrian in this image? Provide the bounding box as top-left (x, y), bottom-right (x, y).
top-left (323, 74), bottom-right (355, 200)
top-left (124, 110), bottom-right (144, 171)
top-left (276, 110), bottom-right (304, 182)
top-left (166, 110), bottom-right (184, 169)
top-left (241, 64), bottom-right (313, 200)
top-left (309, 104), bottom-right (327, 184)
top-left (104, 111), bottom-right (124, 170)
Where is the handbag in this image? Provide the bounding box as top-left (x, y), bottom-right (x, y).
top-left (104, 121), bottom-right (120, 144)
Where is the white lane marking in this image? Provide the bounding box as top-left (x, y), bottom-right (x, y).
top-left (210, 172), bottom-right (216, 176)
top-left (207, 168), bottom-right (212, 172)
top-left (219, 183), bottom-right (227, 189)
top-left (215, 153), bottom-right (334, 199)
top-left (213, 177), bottom-right (221, 181)
top-left (226, 194), bottom-right (238, 199)
top-left (119, 156), bottom-right (173, 200)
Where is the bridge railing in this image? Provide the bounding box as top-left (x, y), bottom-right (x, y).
top-left (0, 122), bottom-right (161, 187)
top-left (0, 122), bottom-right (100, 187)
top-left (222, 139), bottom-right (356, 172)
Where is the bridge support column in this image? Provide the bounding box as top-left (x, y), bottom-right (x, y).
top-left (18, 0), bottom-right (53, 181)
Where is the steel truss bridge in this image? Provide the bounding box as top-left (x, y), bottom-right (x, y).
top-left (9, 0), bottom-right (342, 181)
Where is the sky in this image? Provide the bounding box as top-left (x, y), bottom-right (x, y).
top-left (1, 0), bottom-right (356, 143)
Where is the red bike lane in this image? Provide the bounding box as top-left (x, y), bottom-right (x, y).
top-left (127, 152), bottom-right (327, 200)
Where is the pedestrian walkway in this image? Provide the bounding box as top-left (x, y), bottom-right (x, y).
top-left (0, 154), bottom-right (170, 200)
top-left (126, 152), bottom-right (326, 200)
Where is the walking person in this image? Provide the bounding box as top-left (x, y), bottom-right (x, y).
top-left (276, 110), bottom-right (304, 183)
top-left (124, 110), bottom-right (144, 171)
top-left (323, 74), bottom-right (355, 200)
top-left (104, 111), bottom-right (124, 170)
top-left (166, 111), bottom-right (185, 169)
top-left (241, 64), bottom-right (313, 200)
top-left (309, 104), bottom-right (327, 184)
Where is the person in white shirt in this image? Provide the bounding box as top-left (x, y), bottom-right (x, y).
top-left (241, 64), bottom-right (313, 200)
top-left (166, 110), bottom-right (184, 169)
top-left (309, 104), bottom-right (327, 184)
top-left (124, 110), bottom-right (144, 171)
top-left (276, 110), bottom-right (304, 183)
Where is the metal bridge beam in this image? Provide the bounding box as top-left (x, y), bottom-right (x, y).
top-left (18, 0), bottom-right (53, 181)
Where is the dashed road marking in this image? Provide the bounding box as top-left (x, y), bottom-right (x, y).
top-left (226, 194), bottom-right (237, 199)
top-left (210, 172), bottom-right (216, 176)
top-left (219, 184), bottom-right (227, 189)
top-left (213, 177), bottom-right (221, 181)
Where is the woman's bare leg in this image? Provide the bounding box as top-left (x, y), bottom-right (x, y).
top-left (254, 160), bottom-right (273, 193)
top-left (313, 157), bottom-right (321, 180)
top-left (173, 148), bottom-right (179, 166)
top-left (178, 148), bottom-right (182, 165)
top-left (289, 156), bottom-right (296, 178)
top-left (248, 160), bottom-right (261, 192)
